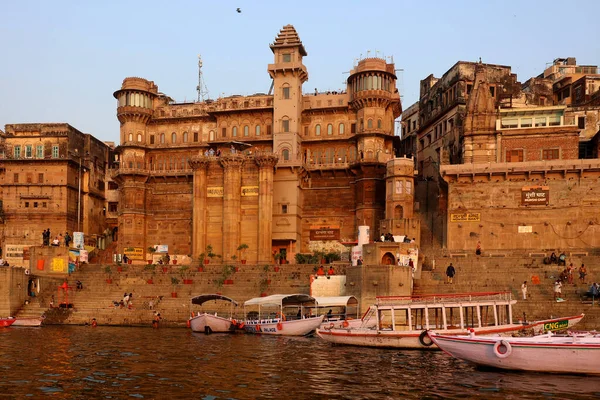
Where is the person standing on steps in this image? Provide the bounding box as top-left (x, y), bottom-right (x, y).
top-left (579, 264), bottom-right (587, 284)
top-left (446, 263), bottom-right (456, 284)
top-left (521, 281), bottom-right (528, 300)
top-left (554, 280), bottom-right (563, 301)
top-left (475, 241), bottom-right (482, 256)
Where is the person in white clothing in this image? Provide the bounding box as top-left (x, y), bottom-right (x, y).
top-left (554, 280), bottom-right (563, 301)
top-left (521, 281), bottom-right (528, 300)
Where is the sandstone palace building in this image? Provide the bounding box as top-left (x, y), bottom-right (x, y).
top-left (112, 25), bottom-right (415, 264)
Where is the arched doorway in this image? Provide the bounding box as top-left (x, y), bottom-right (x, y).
top-left (381, 252), bottom-right (396, 265)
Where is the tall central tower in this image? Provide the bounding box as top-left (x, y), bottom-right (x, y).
top-left (267, 25), bottom-right (308, 256)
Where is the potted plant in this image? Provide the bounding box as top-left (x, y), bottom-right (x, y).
top-left (206, 245), bottom-right (221, 264)
top-left (104, 266), bottom-right (113, 284)
top-left (231, 255), bottom-right (239, 271)
top-left (144, 263), bottom-right (156, 284)
top-left (125, 247), bottom-right (135, 264)
top-left (274, 264), bottom-right (280, 272)
top-left (274, 252), bottom-right (282, 265)
top-left (198, 252), bottom-right (207, 267)
top-left (180, 265), bottom-right (192, 284)
top-left (170, 276), bottom-right (180, 298)
top-left (172, 255), bottom-right (178, 265)
top-left (147, 246), bottom-right (156, 264)
top-left (237, 243), bottom-right (249, 264)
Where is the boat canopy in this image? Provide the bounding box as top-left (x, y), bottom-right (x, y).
top-left (244, 294), bottom-right (316, 307)
top-left (314, 296), bottom-right (358, 308)
top-left (191, 294), bottom-right (238, 306)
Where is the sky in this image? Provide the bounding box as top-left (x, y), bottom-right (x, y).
top-left (1, 0), bottom-right (599, 143)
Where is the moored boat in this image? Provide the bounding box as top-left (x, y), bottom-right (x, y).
top-left (243, 294), bottom-right (324, 336)
top-left (12, 316), bottom-right (45, 327)
top-left (0, 317), bottom-right (16, 328)
top-left (313, 296), bottom-right (374, 330)
top-left (189, 294), bottom-right (239, 334)
top-left (316, 292), bottom-right (584, 349)
top-left (429, 330), bottom-right (600, 375)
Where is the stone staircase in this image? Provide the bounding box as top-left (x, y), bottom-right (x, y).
top-left (415, 253), bottom-right (600, 330)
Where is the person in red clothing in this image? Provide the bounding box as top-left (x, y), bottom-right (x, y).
top-left (316, 266), bottom-right (325, 276)
top-left (327, 266), bottom-right (335, 275)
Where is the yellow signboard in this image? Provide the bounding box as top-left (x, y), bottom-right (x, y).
top-left (241, 186), bottom-right (259, 196)
top-left (51, 258), bottom-right (66, 272)
top-left (207, 187), bottom-right (223, 197)
top-left (450, 213), bottom-right (481, 222)
top-left (123, 247), bottom-right (144, 260)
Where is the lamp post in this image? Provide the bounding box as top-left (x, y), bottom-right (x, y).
top-left (75, 149), bottom-right (82, 233)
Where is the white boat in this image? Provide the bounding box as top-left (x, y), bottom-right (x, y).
top-left (243, 294), bottom-right (324, 336)
top-left (317, 292), bottom-right (584, 349)
top-left (313, 296), bottom-right (374, 330)
top-left (429, 331), bottom-right (600, 375)
top-left (189, 294), bottom-right (239, 334)
top-left (12, 316), bottom-right (45, 327)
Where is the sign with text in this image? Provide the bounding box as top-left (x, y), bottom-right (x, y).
top-left (310, 228), bottom-right (340, 241)
top-left (5, 244), bottom-right (27, 266)
top-left (123, 247), bottom-right (144, 260)
top-left (521, 186), bottom-right (549, 206)
top-left (241, 186), bottom-right (259, 196)
top-left (450, 213), bottom-right (481, 222)
top-left (73, 232), bottom-right (84, 249)
top-left (207, 187), bottom-right (223, 197)
top-left (156, 245), bottom-right (169, 253)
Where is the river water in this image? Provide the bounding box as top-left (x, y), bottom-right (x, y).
top-left (1, 326), bottom-right (599, 399)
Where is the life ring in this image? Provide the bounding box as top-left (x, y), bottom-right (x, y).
top-left (329, 322), bottom-right (335, 329)
top-left (232, 319), bottom-right (237, 325)
top-left (24, 269), bottom-right (30, 275)
top-left (277, 312), bottom-right (286, 321)
top-left (342, 320), bottom-right (350, 328)
top-left (277, 322), bottom-right (283, 331)
top-left (418, 330), bottom-right (434, 347)
top-left (238, 322), bottom-right (245, 329)
top-left (493, 340), bottom-right (512, 358)
top-left (256, 324), bottom-right (261, 332)
top-left (186, 319), bottom-right (191, 328)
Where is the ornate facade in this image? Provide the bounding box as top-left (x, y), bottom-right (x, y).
top-left (112, 25), bottom-right (403, 263)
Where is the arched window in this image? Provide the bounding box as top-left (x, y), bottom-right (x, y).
top-left (360, 119), bottom-right (364, 131)
top-left (232, 126), bottom-right (238, 137)
top-left (339, 123), bottom-right (345, 135)
top-left (171, 132), bottom-right (177, 143)
top-left (137, 133), bottom-right (142, 142)
top-left (367, 119), bottom-right (373, 129)
top-left (128, 133), bottom-right (133, 142)
top-left (255, 125), bottom-right (261, 136)
top-left (282, 149), bottom-right (290, 161)
top-left (327, 124), bottom-right (333, 135)
top-left (377, 119), bottom-right (382, 129)
top-left (183, 132), bottom-right (189, 142)
top-left (209, 130), bottom-right (215, 141)
top-left (244, 125), bottom-right (249, 136)
top-left (315, 124), bottom-right (321, 136)
top-left (160, 133), bottom-right (165, 144)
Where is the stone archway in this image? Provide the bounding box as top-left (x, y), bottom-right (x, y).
top-left (394, 205), bottom-right (404, 220)
top-left (381, 252), bottom-right (396, 265)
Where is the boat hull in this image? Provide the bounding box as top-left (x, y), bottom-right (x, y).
top-left (245, 316), bottom-right (324, 336)
top-left (190, 313), bottom-right (234, 333)
top-left (317, 314), bottom-right (584, 349)
top-left (12, 317), bottom-right (44, 327)
top-left (0, 318), bottom-right (16, 328)
top-left (430, 333), bottom-right (600, 375)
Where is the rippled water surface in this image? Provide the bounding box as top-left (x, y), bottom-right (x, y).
top-left (1, 326), bottom-right (599, 399)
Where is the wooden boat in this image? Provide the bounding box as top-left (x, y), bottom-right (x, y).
top-left (316, 292), bottom-right (584, 349)
top-left (429, 331), bottom-right (600, 375)
top-left (189, 294), bottom-right (238, 334)
top-left (313, 296), bottom-right (374, 330)
top-left (0, 317), bottom-right (16, 328)
top-left (243, 294), bottom-right (324, 336)
top-left (12, 316), bottom-right (45, 327)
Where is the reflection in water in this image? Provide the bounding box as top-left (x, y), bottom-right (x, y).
top-left (0, 326), bottom-right (599, 399)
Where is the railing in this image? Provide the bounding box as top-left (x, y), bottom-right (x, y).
top-left (376, 291), bottom-right (513, 305)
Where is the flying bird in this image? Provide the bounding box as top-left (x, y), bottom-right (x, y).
top-left (236, 8), bottom-right (241, 13)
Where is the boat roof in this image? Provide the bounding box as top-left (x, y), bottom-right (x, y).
top-left (313, 296), bottom-right (358, 307)
top-left (244, 294), bottom-right (316, 307)
top-left (376, 291), bottom-right (513, 305)
top-left (191, 294), bottom-right (238, 306)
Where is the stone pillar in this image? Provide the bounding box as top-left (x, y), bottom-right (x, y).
top-left (220, 155), bottom-right (244, 261)
top-left (255, 154), bottom-right (278, 263)
top-left (189, 157), bottom-right (210, 258)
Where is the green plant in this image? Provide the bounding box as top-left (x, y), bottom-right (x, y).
top-left (206, 245), bottom-right (221, 261)
top-left (148, 246), bottom-right (156, 253)
top-left (231, 254), bottom-right (238, 262)
top-left (237, 243), bottom-right (249, 259)
top-left (104, 266), bottom-right (112, 275)
top-left (198, 252), bottom-right (206, 264)
top-left (263, 265), bottom-right (270, 272)
top-left (179, 265), bottom-right (190, 277)
top-left (170, 276), bottom-right (180, 285)
top-left (295, 253), bottom-right (319, 264)
top-left (325, 252), bottom-right (341, 263)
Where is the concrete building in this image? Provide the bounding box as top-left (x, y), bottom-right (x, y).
top-left (112, 25), bottom-right (406, 265)
top-left (0, 123), bottom-right (113, 266)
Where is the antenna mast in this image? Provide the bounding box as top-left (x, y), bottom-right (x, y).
top-left (196, 54), bottom-right (209, 102)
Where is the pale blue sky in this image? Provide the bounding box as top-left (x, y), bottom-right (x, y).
top-left (1, 0), bottom-right (599, 143)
